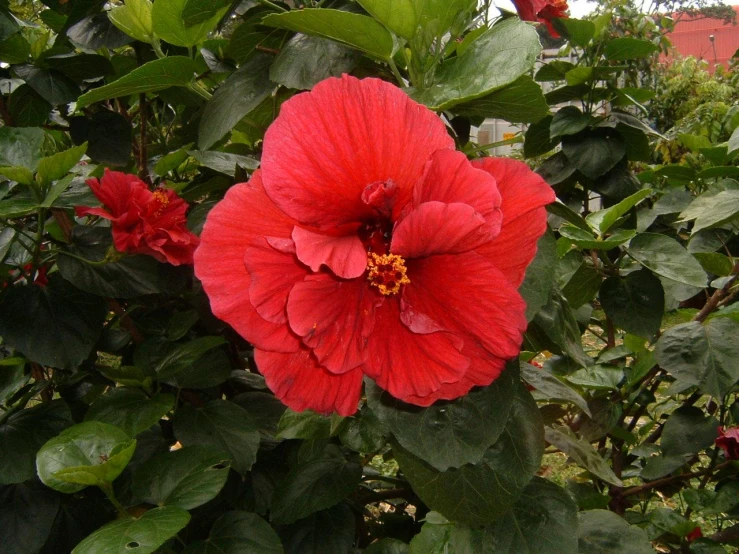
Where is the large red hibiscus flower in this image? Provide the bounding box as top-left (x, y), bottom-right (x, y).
top-left (194, 76), bottom-right (554, 416)
top-left (76, 170), bottom-right (199, 266)
top-left (511, 0), bottom-right (569, 37)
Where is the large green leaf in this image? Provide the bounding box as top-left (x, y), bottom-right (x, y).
top-left (627, 233), bottom-right (707, 288)
top-left (550, 106), bottom-right (591, 137)
top-left (0, 400), bottom-right (72, 484)
top-left (585, 188), bottom-right (652, 234)
top-left (544, 426), bottom-right (623, 486)
top-left (262, 9), bottom-right (393, 60)
top-left (366, 539), bottom-right (409, 554)
top-left (198, 54), bottom-right (273, 150)
top-left (0, 127), bottom-right (44, 170)
top-left (132, 446), bottom-right (230, 510)
top-left (604, 37), bottom-right (659, 60)
top-left (108, 0), bottom-right (154, 43)
top-left (181, 0), bottom-right (233, 26)
top-left (173, 400), bottom-right (260, 474)
top-left (654, 318), bottom-right (739, 399)
top-left (410, 18), bottom-right (540, 110)
top-left (577, 510), bottom-right (654, 553)
top-left (357, 0), bottom-right (475, 40)
top-left (521, 363), bottom-right (591, 416)
top-left (524, 115), bottom-right (557, 158)
top-left (7, 85), bottom-right (50, 127)
top-left (14, 65), bottom-right (80, 106)
top-left (276, 409), bottom-right (332, 440)
top-left (551, 18), bottom-right (595, 48)
top-left (367, 362), bottom-right (518, 471)
top-left (661, 407), bottom-right (719, 458)
top-left (561, 128), bottom-right (626, 179)
top-left (227, 8), bottom-right (287, 64)
top-left (0, 482), bottom-right (60, 554)
top-left (151, 0), bottom-right (228, 47)
top-left (452, 75), bottom-right (549, 124)
top-left (36, 421), bottom-right (136, 493)
top-left (600, 270), bottom-right (664, 339)
top-left (0, 276), bottom-right (107, 369)
top-left (680, 190), bottom-right (739, 233)
top-left (519, 231), bottom-right (558, 321)
top-left (70, 110), bottom-right (132, 166)
top-left (395, 385), bottom-right (543, 525)
top-left (728, 125), bottom-right (739, 155)
top-left (270, 443), bottom-right (362, 525)
top-left (76, 57), bottom-right (196, 108)
top-left (35, 143), bottom-right (87, 188)
top-left (71, 505), bottom-right (190, 554)
top-left (182, 511), bottom-right (283, 554)
top-left (85, 388), bottom-right (174, 438)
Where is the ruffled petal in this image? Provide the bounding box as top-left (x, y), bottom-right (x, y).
top-left (472, 158), bottom-right (555, 287)
top-left (413, 149), bottom-right (502, 238)
top-left (194, 172), bottom-right (300, 352)
top-left (261, 75), bottom-right (454, 228)
top-left (255, 348), bottom-right (363, 416)
top-left (75, 206), bottom-right (115, 220)
top-left (363, 298), bottom-right (469, 400)
top-left (292, 226), bottom-right (367, 279)
top-left (402, 252), bottom-right (527, 359)
top-left (391, 201), bottom-right (488, 259)
top-left (286, 274), bottom-right (380, 374)
top-left (244, 237), bottom-right (309, 324)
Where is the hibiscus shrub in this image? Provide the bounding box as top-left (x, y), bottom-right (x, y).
top-left (1, 1), bottom-right (739, 553)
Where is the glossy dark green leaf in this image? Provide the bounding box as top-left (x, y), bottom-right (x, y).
top-left (562, 128), bottom-right (626, 179)
top-left (71, 505), bottom-right (190, 554)
top-left (0, 8), bottom-right (20, 41)
top-left (519, 231), bottom-right (558, 320)
top-left (367, 362), bottom-right (518, 471)
top-left (37, 421), bottom-right (136, 493)
top-left (365, 538), bottom-right (409, 554)
top-left (85, 388), bottom-right (174, 438)
top-left (132, 446), bottom-right (230, 510)
top-left (566, 365), bottom-right (624, 391)
top-left (681, 190), bottom-right (739, 233)
top-left (270, 443), bottom-right (362, 525)
top-left (77, 56), bottom-right (196, 108)
top-left (227, 8), bottom-right (286, 63)
top-left (530, 288), bottom-right (592, 367)
top-left (135, 336), bottom-right (225, 379)
top-left (521, 362), bottom-right (591, 416)
top-left (48, 53), bottom-right (114, 82)
top-left (36, 143), bottom-right (87, 187)
top-left (276, 409), bottom-right (331, 440)
top-left (585, 188), bottom-right (652, 234)
top-left (165, 348), bottom-right (231, 389)
top-left (357, 0), bottom-right (475, 40)
top-left (577, 510), bottom-right (654, 553)
top-left (198, 54), bottom-right (273, 149)
top-left (67, 13), bottom-right (133, 49)
top-left (452, 75), bottom-right (549, 123)
top-left (693, 252), bottom-right (734, 276)
top-left (0, 276), bottom-right (107, 369)
top-left (661, 407), bottom-right (719, 457)
top-left (14, 65), bottom-right (81, 105)
top-left (560, 262), bottom-right (601, 309)
top-left (0, 127), bottom-right (44, 170)
top-left (550, 106), bottom-right (591, 137)
top-left (280, 503), bottom-right (355, 554)
top-left (544, 427), bottom-right (622, 486)
top-left (173, 400), bottom-right (260, 474)
top-left (535, 60), bottom-right (575, 81)
top-left (604, 37), bottom-right (659, 60)
top-left (182, 511), bottom-right (283, 554)
top-left (151, 0), bottom-right (228, 47)
top-left (524, 115), bottom-right (557, 158)
top-left (338, 405), bottom-right (388, 453)
top-left (411, 18), bottom-right (540, 110)
top-left (181, 0), bottom-right (232, 26)
top-left (616, 123), bottom-right (651, 162)
top-left (7, 85), bottom-right (50, 127)
top-left (188, 150), bottom-right (259, 176)
top-left (395, 385), bottom-right (543, 525)
top-left (0, 481), bottom-right (60, 554)
top-left (0, 400), bottom-right (72, 484)
top-left (69, 110), bottom-right (132, 166)
top-left (600, 270), bottom-right (664, 339)
top-left (627, 233), bottom-right (706, 288)
top-left (654, 318), bottom-right (739, 399)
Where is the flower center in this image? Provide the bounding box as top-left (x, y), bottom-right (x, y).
top-left (367, 252), bottom-right (410, 296)
top-left (151, 190), bottom-right (169, 216)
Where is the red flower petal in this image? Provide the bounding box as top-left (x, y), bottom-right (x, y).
top-left (413, 149), bottom-right (502, 238)
top-left (287, 274), bottom-right (380, 374)
top-left (363, 298), bottom-right (469, 400)
top-left (472, 158), bottom-right (554, 287)
top-left (402, 252), bottom-right (527, 360)
top-left (86, 170), bottom-right (144, 218)
top-left (255, 348), bottom-right (363, 416)
top-left (75, 206), bottom-right (114, 220)
top-left (244, 237), bottom-right (309, 324)
top-left (261, 75), bottom-right (454, 228)
top-left (292, 226), bottom-right (368, 279)
top-left (391, 201), bottom-right (488, 259)
top-left (194, 173), bottom-right (300, 352)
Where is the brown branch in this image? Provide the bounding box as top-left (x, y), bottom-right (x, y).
top-left (710, 523), bottom-right (739, 544)
top-left (619, 461), bottom-right (732, 498)
top-left (693, 262), bottom-right (739, 323)
top-left (108, 300), bottom-right (144, 344)
top-left (50, 208), bottom-right (73, 243)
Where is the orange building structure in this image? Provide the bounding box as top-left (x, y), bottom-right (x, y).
top-left (664, 5), bottom-right (739, 72)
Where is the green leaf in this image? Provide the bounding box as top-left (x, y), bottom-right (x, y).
top-left (585, 188), bottom-right (652, 234)
top-left (367, 362), bottom-right (519, 471)
top-left (35, 143), bottom-right (87, 188)
top-left (0, 482), bottom-right (60, 554)
top-left (551, 18), bottom-right (595, 48)
top-left (627, 233), bottom-right (706, 288)
top-left (165, 348), bottom-right (231, 390)
top-left (108, 0), bottom-right (154, 43)
top-left (577, 510), bottom-right (655, 553)
top-left (728, 125), bottom-right (739, 155)
top-left (560, 262), bottom-right (602, 309)
top-left (270, 443), bottom-right (362, 525)
top-left (71, 506), bottom-right (190, 554)
top-left (550, 106), bottom-right (591, 137)
top-left (600, 270), bottom-right (664, 339)
top-left (395, 385), bottom-right (543, 526)
top-left (0, 276), bottom-right (107, 369)
top-left (694, 252), bottom-right (734, 276)
top-left (151, 0), bottom-right (228, 47)
top-left (85, 388), bottom-right (174, 438)
top-left (270, 33), bottom-right (357, 91)
top-left (137, 336), bottom-right (226, 379)
top-left (132, 446), bottom-right (230, 510)
top-left (181, 511), bottom-right (283, 554)
top-left (530, 288), bottom-right (592, 367)
top-left (524, 115), bottom-right (557, 158)
top-left (173, 400), bottom-right (260, 474)
top-left (70, 111), bottom-right (132, 166)
top-left (452, 75), bottom-right (549, 124)
top-left (544, 427), bottom-right (623, 486)
top-left (654, 318), bottom-right (739, 399)
top-left (0, 127), bottom-right (44, 170)
top-left (13, 65), bottom-right (80, 106)
top-left (262, 9), bottom-right (393, 60)
top-left (338, 406), bottom-right (388, 453)
top-left (366, 538), bottom-right (409, 554)
top-left (661, 407), bottom-right (719, 458)
top-left (198, 54), bottom-right (273, 150)
top-left (562, 128), bottom-right (626, 179)
top-left (565, 66), bottom-right (594, 86)
top-left (280, 504), bottom-right (355, 554)
top-left (0, 166), bottom-right (34, 185)
top-left (276, 409), bottom-right (331, 440)
top-left (0, 400), bottom-right (72, 485)
top-left (77, 57), bottom-right (196, 108)
top-left (0, 33), bottom-right (31, 64)
top-left (535, 60), bottom-right (575, 81)
top-left (410, 18), bottom-right (540, 110)
top-left (521, 363), bottom-right (591, 416)
top-left (566, 365), bottom-right (624, 391)
top-left (227, 8), bottom-right (287, 64)
top-left (37, 421), bottom-right (136, 493)
top-left (7, 85), bottom-right (50, 127)
top-left (188, 150), bottom-right (260, 176)
top-left (604, 37), bottom-right (659, 60)
top-left (681, 190), bottom-right (739, 233)
top-left (357, 0), bottom-right (475, 40)
top-left (519, 231), bottom-right (558, 320)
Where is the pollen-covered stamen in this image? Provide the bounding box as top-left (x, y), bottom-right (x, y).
top-left (367, 252), bottom-right (410, 296)
top-left (151, 190), bottom-right (169, 217)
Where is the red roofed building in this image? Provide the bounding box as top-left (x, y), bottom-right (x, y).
top-left (664, 5), bottom-right (739, 72)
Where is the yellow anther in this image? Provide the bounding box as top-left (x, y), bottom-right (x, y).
top-left (366, 252), bottom-right (410, 296)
